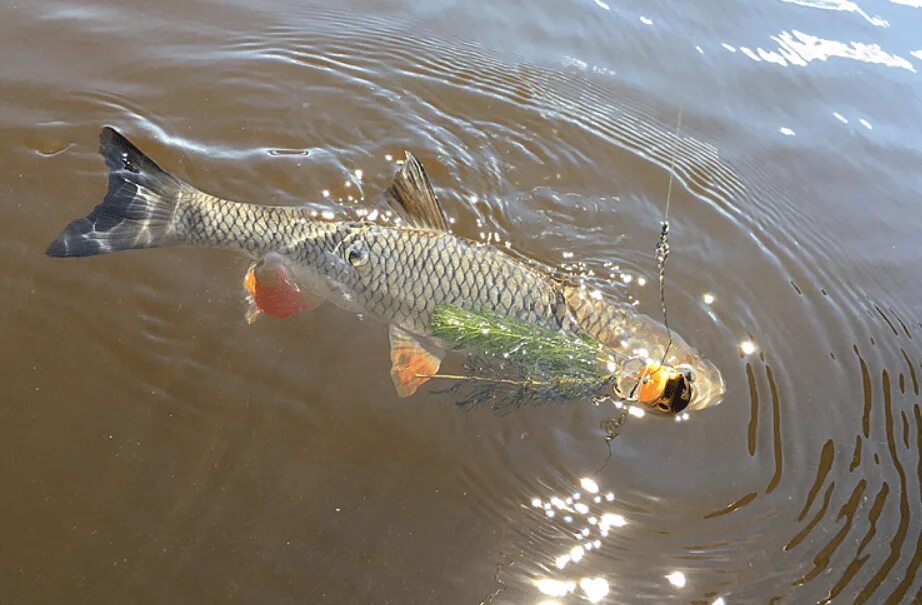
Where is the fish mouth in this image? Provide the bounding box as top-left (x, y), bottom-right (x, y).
top-left (686, 358), bottom-right (727, 411)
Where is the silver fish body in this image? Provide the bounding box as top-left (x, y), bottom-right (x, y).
top-left (158, 189), bottom-right (567, 334)
top-left (47, 127), bottom-right (725, 411)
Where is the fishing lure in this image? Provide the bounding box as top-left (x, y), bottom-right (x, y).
top-left (427, 304), bottom-right (693, 413)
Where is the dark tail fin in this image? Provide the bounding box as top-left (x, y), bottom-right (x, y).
top-left (45, 127), bottom-right (184, 258)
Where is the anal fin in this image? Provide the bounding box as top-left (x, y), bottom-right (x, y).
top-left (389, 325), bottom-right (444, 397)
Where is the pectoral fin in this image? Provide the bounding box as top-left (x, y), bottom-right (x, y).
top-left (244, 253), bottom-right (320, 323)
top-left (389, 325), bottom-right (444, 397)
top-left (245, 299), bottom-right (263, 325)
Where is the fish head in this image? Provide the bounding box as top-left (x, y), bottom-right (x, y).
top-left (626, 355), bottom-right (725, 415)
top-left (612, 314), bottom-right (726, 414)
top-left (648, 358), bottom-right (726, 415)
top-left (627, 356), bottom-right (725, 415)
top-left (312, 225), bottom-right (407, 319)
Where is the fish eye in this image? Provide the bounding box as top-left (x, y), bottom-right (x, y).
top-left (346, 243), bottom-right (369, 268)
top-left (657, 402), bottom-right (671, 413)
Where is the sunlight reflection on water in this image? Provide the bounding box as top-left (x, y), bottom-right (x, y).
top-left (528, 477), bottom-right (632, 602)
top-left (734, 29), bottom-right (915, 71)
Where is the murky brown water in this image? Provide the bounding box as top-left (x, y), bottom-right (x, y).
top-left (3, 0), bottom-right (922, 603)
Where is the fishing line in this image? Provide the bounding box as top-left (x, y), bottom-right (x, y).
top-left (593, 402), bottom-right (629, 474)
top-left (656, 107), bottom-right (683, 368)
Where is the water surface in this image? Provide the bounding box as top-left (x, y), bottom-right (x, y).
top-left (2, 0), bottom-right (922, 603)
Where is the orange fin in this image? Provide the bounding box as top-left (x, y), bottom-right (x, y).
top-left (389, 325), bottom-right (444, 397)
top-left (245, 298), bottom-right (263, 325)
top-left (244, 253), bottom-right (319, 323)
top-left (244, 267), bottom-right (264, 324)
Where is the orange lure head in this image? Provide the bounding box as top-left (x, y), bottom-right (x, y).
top-left (623, 362), bottom-right (694, 415)
top-left (244, 254), bottom-right (312, 320)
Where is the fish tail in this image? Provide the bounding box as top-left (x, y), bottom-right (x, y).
top-left (46, 127), bottom-right (187, 258)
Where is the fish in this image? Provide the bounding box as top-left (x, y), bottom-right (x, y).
top-left (46, 127), bottom-right (725, 413)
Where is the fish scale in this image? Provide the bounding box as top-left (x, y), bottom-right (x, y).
top-left (46, 127), bottom-right (725, 410)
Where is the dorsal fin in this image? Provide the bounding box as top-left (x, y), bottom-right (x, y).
top-left (381, 151), bottom-right (448, 232)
